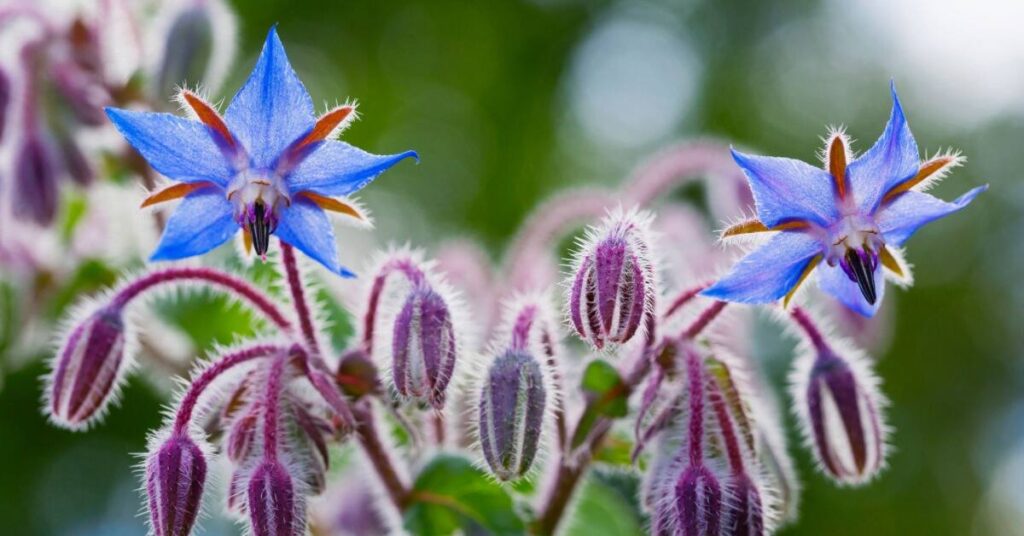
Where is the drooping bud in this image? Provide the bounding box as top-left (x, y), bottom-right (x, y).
top-left (46, 304), bottom-right (130, 429)
top-left (13, 134), bottom-right (60, 226)
top-left (58, 136), bottom-right (94, 186)
top-left (722, 474), bottom-right (764, 536)
top-left (225, 405), bottom-right (260, 462)
top-left (477, 350), bottom-right (547, 481)
top-left (51, 62), bottom-right (109, 127)
top-left (675, 464), bottom-right (723, 536)
top-left (568, 208), bottom-right (655, 350)
top-left (247, 459), bottom-right (306, 536)
top-left (335, 348), bottom-right (380, 400)
top-left (145, 432), bottom-right (208, 536)
top-left (392, 285), bottom-right (456, 409)
top-left (290, 400), bottom-right (334, 494)
top-left (790, 308), bottom-right (887, 485)
top-left (155, 7), bottom-right (214, 101)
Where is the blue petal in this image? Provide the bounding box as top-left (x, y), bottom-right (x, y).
top-left (702, 231), bottom-right (822, 303)
top-left (817, 262), bottom-right (885, 318)
top-left (731, 149), bottom-right (839, 228)
top-left (224, 27), bottom-right (315, 169)
top-left (274, 198), bottom-right (355, 277)
top-left (105, 108), bottom-right (231, 187)
top-left (150, 189), bottom-right (237, 261)
top-left (875, 185), bottom-right (987, 247)
top-left (287, 141), bottom-right (418, 197)
top-left (848, 83), bottom-right (920, 213)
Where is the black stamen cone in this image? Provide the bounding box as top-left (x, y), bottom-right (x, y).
top-left (845, 249), bottom-right (877, 304)
top-left (249, 202), bottom-right (272, 256)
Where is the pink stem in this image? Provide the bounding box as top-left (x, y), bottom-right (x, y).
top-left (172, 344), bottom-right (282, 435)
top-left (663, 282), bottom-right (712, 319)
top-left (279, 242), bottom-right (320, 355)
top-left (261, 351), bottom-right (288, 460)
top-left (111, 267), bottom-right (292, 331)
top-left (621, 139), bottom-right (739, 206)
top-left (707, 377), bottom-right (745, 473)
top-left (683, 300), bottom-right (728, 340)
top-left (684, 347), bottom-right (706, 465)
top-left (361, 257), bottom-right (425, 354)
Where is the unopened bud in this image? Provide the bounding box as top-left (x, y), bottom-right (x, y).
top-left (247, 459), bottom-right (305, 536)
top-left (336, 348), bottom-right (380, 400)
top-left (568, 209), bottom-right (655, 349)
top-left (675, 465), bottom-right (723, 536)
top-left (0, 68), bottom-right (9, 143)
top-left (58, 136), bottom-right (94, 186)
top-left (477, 350), bottom-right (547, 481)
top-left (46, 304), bottom-right (129, 429)
top-left (156, 7), bottom-right (213, 101)
top-left (13, 134), bottom-right (59, 226)
top-left (145, 432), bottom-right (208, 536)
top-left (392, 286), bottom-right (456, 409)
top-left (225, 405), bottom-right (260, 462)
top-left (722, 474), bottom-right (765, 536)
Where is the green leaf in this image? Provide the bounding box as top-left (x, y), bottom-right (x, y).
top-left (571, 360), bottom-right (631, 449)
top-left (404, 454), bottom-right (525, 536)
top-left (562, 471), bottom-right (644, 536)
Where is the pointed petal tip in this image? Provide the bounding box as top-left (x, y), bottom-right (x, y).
top-left (339, 267), bottom-right (357, 278)
top-left (401, 149), bottom-right (420, 164)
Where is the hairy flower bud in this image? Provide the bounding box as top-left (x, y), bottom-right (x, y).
top-left (477, 350), bottom-right (547, 481)
top-left (0, 68), bottom-right (9, 142)
top-left (156, 7), bottom-right (213, 101)
top-left (59, 136), bottom-right (94, 186)
top-left (145, 432), bottom-right (208, 536)
top-left (675, 464), bottom-right (723, 536)
top-left (46, 304), bottom-right (130, 429)
top-left (791, 310), bottom-right (888, 485)
top-left (247, 459), bottom-right (306, 536)
top-left (568, 209), bottom-right (655, 349)
top-left (225, 406), bottom-right (260, 462)
top-left (722, 474), bottom-right (765, 536)
top-left (13, 134), bottom-right (59, 226)
top-left (392, 286), bottom-right (456, 409)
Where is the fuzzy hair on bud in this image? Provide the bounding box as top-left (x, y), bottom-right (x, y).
top-left (246, 459), bottom-right (307, 536)
top-left (45, 301), bottom-right (135, 430)
top-left (567, 207), bottom-right (656, 350)
top-left (144, 430), bottom-right (209, 536)
top-left (476, 350), bottom-right (548, 481)
top-left (392, 286), bottom-right (457, 409)
top-left (789, 314), bottom-right (889, 486)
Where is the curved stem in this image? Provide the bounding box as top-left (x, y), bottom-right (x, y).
top-left (352, 401), bottom-right (409, 511)
top-left (790, 305), bottom-right (829, 352)
top-left (621, 139), bottom-right (739, 206)
top-left (279, 242), bottom-right (321, 355)
top-left (682, 300), bottom-right (728, 340)
top-left (110, 267), bottom-right (292, 331)
top-left (663, 282), bottom-right (712, 320)
top-left (361, 256), bottom-right (425, 354)
top-left (172, 344), bottom-right (282, 435)
top-left (707, 377), bottom-right (745, 474)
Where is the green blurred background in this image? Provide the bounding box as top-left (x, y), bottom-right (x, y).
top-left (1, 0), bottom-right (1022, 534)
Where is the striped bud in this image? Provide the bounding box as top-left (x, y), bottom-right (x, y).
top-left (247, 459), bottom-right (305, 536)
top-left (791, 308), bottom-right (887, 485)
top-left (13, 134), bottom-right (59, 226)
top-left (225, 405), bottom-right (260, 462)
top-left (0, 68), bottom-right (9, 142)
top-left (145, 432), bottom-right (208, 536)
top-left (156, 7), bottom-right (213, 101)
top-left (477, 350), bottom-right (547, 481)
top-left (47, 305), bottom-right (129, 429)
top-left (568, 209), bottom-right (655, 350)
top-left (722, 474), bottom-right (765, 536)
top-left (392, 286), bottom-right (456, 409)
top-left (675, 464), bottom-right (723, 536)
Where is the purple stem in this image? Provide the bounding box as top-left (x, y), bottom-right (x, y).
top-left (352, 401), bottom-right (409, 511)
top-left (707, 376), bottom-right (745, 473)
top-left (682, 301), bottom-right (727, 340)
top-left (663, 282), bottom-right (712, 319)
top-left (172, 344), bottom-right (282, 435)
top-left (279, 242), bottom-right (320, 356)
top-left (684, 347), bottom-right (706, 465)
top-left (260, 351), bottom-right (288, 460)
top-left (361, 257), bottom-right (425, 354)
top-left (790, 306), bottom-right (829, 353)
top-left (110, 267), bottom-right (293, 331)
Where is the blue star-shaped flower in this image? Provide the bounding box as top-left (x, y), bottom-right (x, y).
top-left (703, 84), bottom-right (986, 317)
top-left (105, 27), bottom-right (416, 277)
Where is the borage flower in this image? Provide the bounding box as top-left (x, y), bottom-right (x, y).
top-left (703, 84), bottom-right (986, 316)
top-left (106, 28), bottom-right (416, 276)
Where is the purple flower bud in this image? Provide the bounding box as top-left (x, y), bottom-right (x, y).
top-left (790, 309), bottom-right (888, 485)
top-left (247, 459), bottom-right (306, 536)
top-left (675, 464), bottom-right (723, 536)
top-left (392, 286), bottom-right (456, 409)
top-left (477, 350), bottom-right (547, 481)
top-left (58, 136), bottom-right (94, 186)
top-left (799, 349), bottom-right (886, 484)
top-left (568, 209), bottom-right (655, 350)
top-left (722, 474), bottom-right (765, 536)
top-left (13, 134), bottom-right (59, 226)
top-left (51, 62), bottom-right (109, 127)
top-left (145, 432), bottom-right (208, 536)
top-left (225, 405), bottom-right (260, 462)
top-left (46, 305), bottom-right (130, 429)
top-left (156, 7), bottom-right (213, 101)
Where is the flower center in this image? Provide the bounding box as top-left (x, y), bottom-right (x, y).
top-left (826, 215), bottom-right (883, 304)
top-left (227, 171), bottom-right (290, 256)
